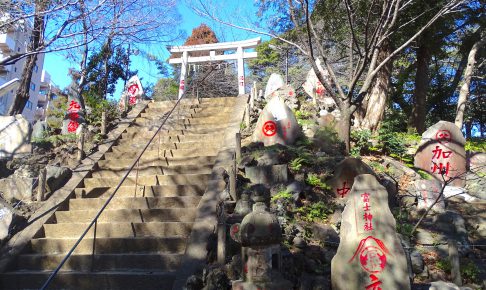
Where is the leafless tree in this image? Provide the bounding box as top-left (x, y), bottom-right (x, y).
top-left (191, 0), bottom-right (465, 152)
top-left (1, 0), bottom-right (182, 114)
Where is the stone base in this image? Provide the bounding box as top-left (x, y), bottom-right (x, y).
top-left (232, 279), bottom-right (293, 290)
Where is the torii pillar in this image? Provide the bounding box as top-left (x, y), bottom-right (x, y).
top-left (168, 37), bottom-right (261, 99)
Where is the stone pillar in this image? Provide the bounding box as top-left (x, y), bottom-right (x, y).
top-left (37, 168), bottom-right (47, 202)
top-left (236, 133), bottom-right (241, 160)
top-left (237, 46), bottom-right (245, 95)
top-left (178, 51), bottom-right (188, 99)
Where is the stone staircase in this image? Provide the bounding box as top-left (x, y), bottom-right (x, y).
top-left (0, 97), bottom-right (239, 290)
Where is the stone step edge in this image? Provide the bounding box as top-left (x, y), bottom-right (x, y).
top-left (0, 101), bottom-right (150, 273)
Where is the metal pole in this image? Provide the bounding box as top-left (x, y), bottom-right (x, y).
top-left (285, 50), bottom-right (289, 84)
top-left (77, 128), bottom-right (85, 161)
top-left (449, 239), bottom-right (462, 285)
top-left (37, 168), bottom-right (47, 202)
top-left (235, 133), bottom-right (241, 160)
top-left (101, 111), bottom-right (106, 136)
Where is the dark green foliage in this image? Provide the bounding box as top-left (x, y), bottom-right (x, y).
top-left (350, 129), bottom-right (372, 157)
top-left (84, 92), bottom-right (120, 127)
top-left (84, 43), bottom-right (134, 98)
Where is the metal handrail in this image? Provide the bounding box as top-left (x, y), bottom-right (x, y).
top-left (40, 90), bottom-right (196, 289)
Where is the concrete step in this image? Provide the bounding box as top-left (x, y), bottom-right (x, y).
top-left (0, 271), bottom-right (176, 290)
top-left (54, 208), bottom-right (197, 224)
top-left (137, 115), bottom-right (229, 124)
top-left (14, 253), bottom-right (183, 272)
top-left (147, 97), bottom-right (236, 109)
top-left (97, 156), bottom-right (216, 170)
top-left (110, 141), bottom-right (220, 152)
top-left (104, 148), bottom-right (218, 160)
top-left (28, 236), bottom-right (187, 254)
top-left (68, 196), bottom-right (201, 210)
top-left (133, 120), bottom-right (228, 130)
top-left (74, 184), bottom-right (206, 199)
top-left (124, 125), bottom-right (228, 135)
top-left (42, 222), bottom-right (194, 239)
top-left (121, 131), bottom-right (221, 141)
top-left (82, 173), bottom-right (210, 188)
top-left (91, 165), bottom-right (213, 178)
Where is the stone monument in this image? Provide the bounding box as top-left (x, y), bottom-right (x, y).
top-left (414, 121), bottom-right (467, 187)
top-left (331, 174), bottom-right (410, 290)
top-left (0, 115), bottom-right (32, 159)
top-left (264, 73), bottom-right (284, 99)
top-left (62, 72), bottom-right (86, 134)
top-left (230, 195), bottom-right (292, 290)
top-left (119, 75), bottom-right (144, 111)
top-left (414, 179), bottom-right (445, 212)
top-left (327, 158), bottom-right (375, 201)
top-left (252, 96), bottom-right (300, 146)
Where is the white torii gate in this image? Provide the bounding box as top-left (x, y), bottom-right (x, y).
top-left (168, 37), bottom-right (261, 99)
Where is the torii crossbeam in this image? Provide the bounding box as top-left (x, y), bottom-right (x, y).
top-left (168, 37), bottom-right (261, 99)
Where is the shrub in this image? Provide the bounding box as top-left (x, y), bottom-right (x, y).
top-left (84, 92), bottom-right (120, 127)
top-left (296, 201), bottom-right (332, 222)
top-left (271, 190), bottom-right (293, 203)
top-left (350, 129), bottom-right (372, 157)
top-left (305, 173), bottom-right (330, 190)
top-left (461, 260), bottom-right (480, 283)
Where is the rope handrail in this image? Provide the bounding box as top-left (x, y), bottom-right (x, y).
top-left (40, 89), bottom-right (197, 290)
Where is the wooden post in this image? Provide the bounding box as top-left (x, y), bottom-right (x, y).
top-left (101, 112), bottom-right (106, 136)
top-left (229, 162), bottom-right (236, 201)
top-left (37, 168), bottom-right (47, 202)
top-left (245, 104), bottom-right (250, 128)
top-left (217, 221), bottom-right (226, 264)
top-left (235, 133), bottom-right (241, 160)
top-left (77, 127), bottom-right (85, 161)
top-left (448, 239), bottom-right (462, 285)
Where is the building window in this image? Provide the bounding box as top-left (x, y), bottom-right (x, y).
top-left (34, 64), bottom-right (38, 73)
top-left (25, 100), bottom-right (33, 110)
top-left (17, 47), bottom-right (20, 52)
top-left (14, 67), bottom-right (17, 72)
top-left (30, 82), bottom-right (36, 91)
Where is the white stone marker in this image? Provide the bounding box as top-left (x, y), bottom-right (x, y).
top-left (331, 174), bottom-right (410, 290)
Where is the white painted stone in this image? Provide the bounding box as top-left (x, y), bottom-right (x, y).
top-left (0, 206), bottom-right (13, 241)
top-left (252, 96), bottom-right (300, 146)
top-left (0, 114), bottom-right (32, 159)
top-left (302, 59), bottom-right (336, 107)
top-left (414, 121), bottom-right (466, 187)
top-left (120, 75), bottom-right (144, 110)
top-left (264, 73), bottom-right (284, 99)
top-left (331, 174), bottom-right (410, 290)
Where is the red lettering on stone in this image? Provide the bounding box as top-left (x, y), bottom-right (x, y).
top-left (365, 274), bottom-right (383, 290)
top-left (67, 120), bottom-right (79, 133)
top-left (431, 162), bottom-right (450, 176)
top-left (363, 203), bottom-right (370, 212)
top-left (262, 121), bottom-right (277, 137)
top-left (68, 112), bottom-right (79, 121)
top-left (435, 130), bottom-right (451, 144)
top-left (337, 181), bottom-right (351, 198)
top-left (68, 100), bottom-right (80, 113)
top-left (432, 145), bottom-right (453, 159)
top-left (349, 236), bottom-right (389, 274)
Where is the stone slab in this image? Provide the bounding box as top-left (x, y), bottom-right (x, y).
top-left (331, 174), bottom-right (410, 290)
top-left (414, 179), bottom-right (445, 212)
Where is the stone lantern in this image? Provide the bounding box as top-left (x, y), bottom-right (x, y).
top-left (230, 195), bottom-right (292, 290)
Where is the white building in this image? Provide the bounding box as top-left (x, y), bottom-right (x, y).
top-left (0, 19), bottom-right (45, 123)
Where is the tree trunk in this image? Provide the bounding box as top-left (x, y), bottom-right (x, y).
top-left (361, 44), bottom-right (392, 133)
top-left (338, 103), bottom-right (352, 154)
top-left (465, 121), bottom-right (472, 139)
top-left (409, 40), bottom-right (431, 134)
top-left (7, 1), bottom-right (46, 115)
top-left (101, 37), bottom-right (113, 98)
top-left (455, 39), bottom-right (483, 129)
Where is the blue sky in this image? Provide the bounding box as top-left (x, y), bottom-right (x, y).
top-left (43, 1), bottom-right (264, 100)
